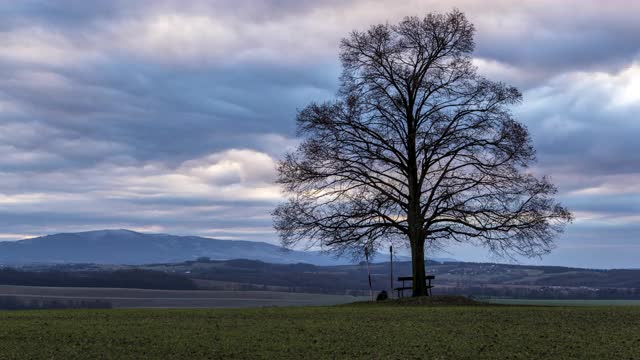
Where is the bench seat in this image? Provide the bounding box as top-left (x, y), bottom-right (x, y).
top-left (394, 276), bottom-right (435, 297)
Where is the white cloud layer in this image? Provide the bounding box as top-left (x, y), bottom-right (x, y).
top-left (0, 147), bottom-right (281, 240)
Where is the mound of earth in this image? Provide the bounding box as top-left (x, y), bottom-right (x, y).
top-left (347, 295), bottom-right (486, 306)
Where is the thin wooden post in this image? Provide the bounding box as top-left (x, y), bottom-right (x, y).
top-left (389, 245), bottom-right (393, 299)
top-left (365, 248), bottom-right (373, 301)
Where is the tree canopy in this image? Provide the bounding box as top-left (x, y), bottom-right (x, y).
top-left (273, 10), bottom-right (572, 296)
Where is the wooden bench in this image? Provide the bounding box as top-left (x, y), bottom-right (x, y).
top-left (394, 275), bottom-right (435, 297)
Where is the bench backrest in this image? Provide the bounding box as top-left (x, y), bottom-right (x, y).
top-left (397, 275), bottom-right (435, 281)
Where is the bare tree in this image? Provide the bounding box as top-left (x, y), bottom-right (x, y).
top-left (273, 10), bottom-right (572, 297)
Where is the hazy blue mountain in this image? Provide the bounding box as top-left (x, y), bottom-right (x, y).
top-left (0, 230), bottom-right (421, 266)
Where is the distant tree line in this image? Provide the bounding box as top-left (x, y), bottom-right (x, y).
top-left (0, 268), bottom-right (197, 290)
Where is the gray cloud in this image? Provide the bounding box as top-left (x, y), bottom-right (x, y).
top-left (519, 64), bottom-right (640, 177)
top-left (0, 0), bottom-right (639, 267)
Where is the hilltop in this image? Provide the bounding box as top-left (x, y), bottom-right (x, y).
top-left (0, 229), bottom-right (412, 266)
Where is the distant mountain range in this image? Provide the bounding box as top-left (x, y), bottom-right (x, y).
top-left (0, 229), bottom-right (437, 266)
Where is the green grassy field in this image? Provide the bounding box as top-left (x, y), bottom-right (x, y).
top-left (0, 285), bottom-right (366, 308)
top-left (1, 305), bottom-right (639, 359)
top-left (485, 298), bottom-right (640, 306)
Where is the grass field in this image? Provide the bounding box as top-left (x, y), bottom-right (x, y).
top-left (0, 285), bottom-right (366, 308)
top-left (1, 305), bottom-right (639, 359)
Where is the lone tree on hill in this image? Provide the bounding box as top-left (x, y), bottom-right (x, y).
top-left (273, 10), bottom-right (572, 297)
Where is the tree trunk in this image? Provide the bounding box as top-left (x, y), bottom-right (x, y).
top-left (406, 107), bottom-right (426, 297)
top-left (410, 236), bottom-right (427, 297)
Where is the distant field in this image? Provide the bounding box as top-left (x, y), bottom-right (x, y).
top-left (0, 285), bottom-right (365, 308)
top-left (0, 305), bottom-right (639, 359)
top-left (485, 298), bottom-right (640, 306)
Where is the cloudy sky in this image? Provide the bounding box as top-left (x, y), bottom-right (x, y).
top-left (0, 0), bottom-right (639, 268)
